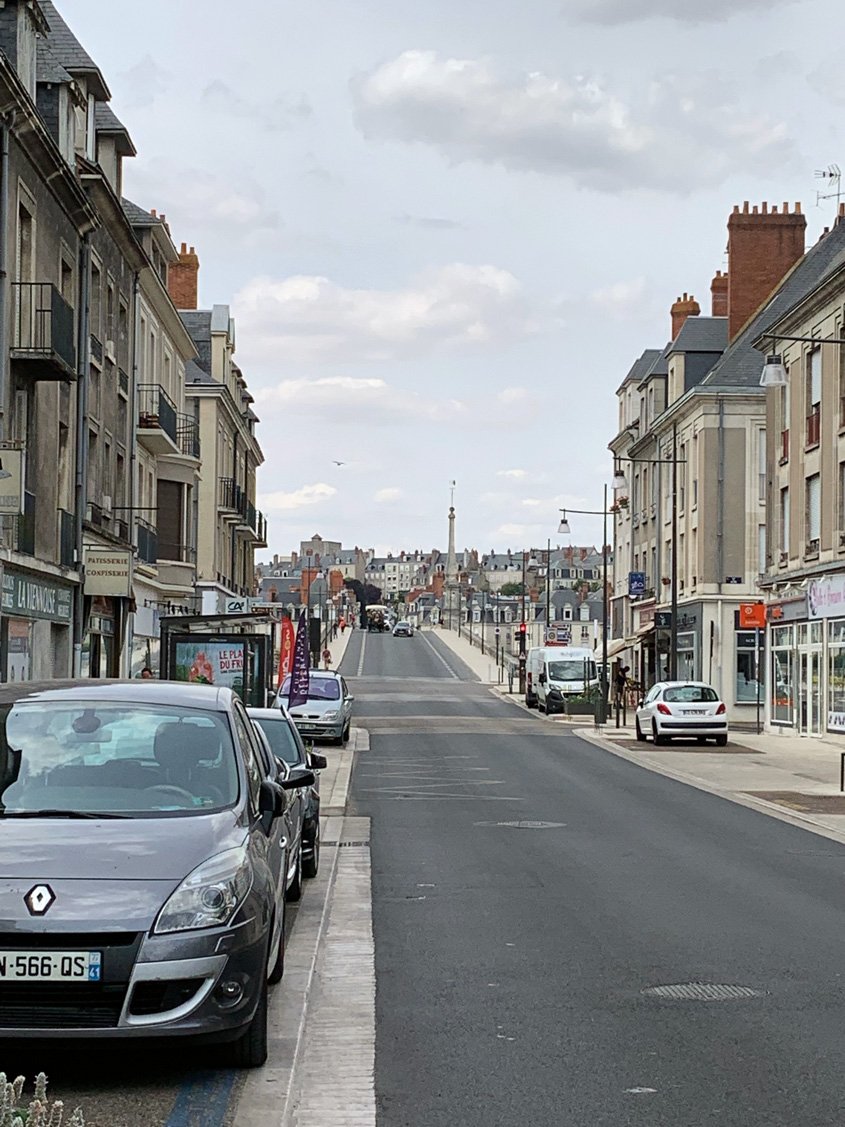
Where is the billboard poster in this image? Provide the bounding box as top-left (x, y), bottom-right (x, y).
top-left (173, 640), bottom-right (246, 696)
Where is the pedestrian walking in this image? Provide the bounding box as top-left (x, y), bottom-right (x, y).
top-left (332, 621), bottom-right (339, 640)
top-left (322, 646), bottom-right (332, 670)
top-left (614, 663), bottom-right (629, 702)
top-left (340, 617), bottom-right (346, 634)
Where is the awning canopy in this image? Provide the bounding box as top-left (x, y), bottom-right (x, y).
top-left (606, 636), bottom-right (636, 659)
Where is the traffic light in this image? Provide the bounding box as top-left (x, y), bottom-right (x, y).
top-left (518, 621), bottom-right (527, 655)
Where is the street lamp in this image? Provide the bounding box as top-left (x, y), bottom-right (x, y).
top-left (758, 332), bottom-right (845, 387)
top-left (558, 482), bottom-right (610, 722)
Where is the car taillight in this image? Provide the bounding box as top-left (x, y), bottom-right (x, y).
top-left (716, 702), bottom-right (726, 715)
top-left (656, 702), bottom-right (672, 715)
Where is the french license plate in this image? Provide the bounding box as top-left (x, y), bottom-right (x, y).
top-left (685, 709), bottom-right (706, 716)
top-left (0, 951), bottom-right (102, 982)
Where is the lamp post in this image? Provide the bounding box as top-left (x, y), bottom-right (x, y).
top-left (558, 484), bottom-right (610, 722)
top-left (545, 537), bottom-right (551, 639)
top-left (612, 439), bottom-right (686, 681)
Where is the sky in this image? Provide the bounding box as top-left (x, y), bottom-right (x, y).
top-left (63, 0), bottom-right (842, 559)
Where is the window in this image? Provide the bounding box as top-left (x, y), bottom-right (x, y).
top-left (679, 444), bottom-right (686, 512)
top-left (840, 340), bottom-right (845, 427)
top-left (735, 630), bottom-right (762, 704)
top-left (771, 624), bottom-right (794, 725)
top-left (780, 487), bottom-right (790, 554)
top-left (757, 430), bottom-right (766, 503)
top-left (828, 620), bottom-right (845, 729)
top-left (106, 282), bottom-right (115, 345)
top-left (806, 348), bottom-right (821, 446)
top-left (805, 474), bottom-right (821, 549)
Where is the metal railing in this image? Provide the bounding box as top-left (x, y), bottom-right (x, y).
top-left (118, 367), bottom-right (129, 395)
top-left (11, 282), bottom-right (75, 370)
top-left (90, 334), bottom-right (103, 364)
top-left (138, 384), bottom-right (178, 445)
top-left (137, 519), bottom-right (158, 565)
top-left (176, 414), bottom-right (200, 458)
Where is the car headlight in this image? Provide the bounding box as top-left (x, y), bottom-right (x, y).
top-left (155, 847), bottom-right (253, 934)
top-left (322, 710), bottom-right (340, 721)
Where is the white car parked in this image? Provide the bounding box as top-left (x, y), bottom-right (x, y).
top-left (635, 681), bottom-right (728, 746)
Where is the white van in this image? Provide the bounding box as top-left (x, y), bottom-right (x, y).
top-left (525, 647), bottom-right (545, 708)
top-left (536, 647), bottom-right (599, 714)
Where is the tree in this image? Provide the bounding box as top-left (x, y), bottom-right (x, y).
top-left (499, 582), bottom-right (525, 596)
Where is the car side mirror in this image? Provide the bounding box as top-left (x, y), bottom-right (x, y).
top-left (259, 780), bottom-right (285, 818)
top-left (309, 753), bottom-right (328, 770)
top-left (281, 768), bottom-right (316, 790)
top-left (347, 694), bottom-right (355, 702)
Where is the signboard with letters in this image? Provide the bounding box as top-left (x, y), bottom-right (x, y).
top-left (84, 548), bottom-right (133, 598)
top-left (628, 571), bottom-right (646, 597)
top-left (545, 626), bottom-right (572, 645)
top-left (2, 570), bottom-right (72, 623)
top-left (0, 449), bottom-right (23, 515)
top-left (738, 602), bottom-right (766, 629)
top-left (808, 575), bottom-right (845, 620)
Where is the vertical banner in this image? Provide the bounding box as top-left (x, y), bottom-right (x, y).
top-left (288, 610), bottom-right (311, 707)
top-left (278, 614), bottom-right (295, 687)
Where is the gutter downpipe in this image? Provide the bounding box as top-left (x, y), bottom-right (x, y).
top-left (0, 113), bottom-right (12, 442)
top-left (125, 268), bottom-right (141, 678)
top-left (72, 235), bottom-right (92, 676)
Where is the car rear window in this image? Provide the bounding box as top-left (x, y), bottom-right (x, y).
top-left (663, 686), bottom-right (719, 703)
top-left (0, 702), bottom-right (239, 816)
top-left (251, 716), bottom-right (302, 766)
top-left (280, 676), bottom-right (340, 701)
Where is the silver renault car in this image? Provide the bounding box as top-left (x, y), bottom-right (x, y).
top-left (0, 680), bottom-right (312, 1067)
top-left (275, 671), bottom-right (354, 745)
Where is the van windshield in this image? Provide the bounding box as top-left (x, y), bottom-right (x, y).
top-left (0, 702), bottom-right (239, 817)
top-left (548, 660), bottom-right (597, 682)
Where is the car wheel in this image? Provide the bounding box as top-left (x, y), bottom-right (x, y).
top-left (230, 971), bottom-right (269, 1068)
top-left (635, 717), bottom-right (646, 742)
top-left (303, 820), bottom-right (320, 879)
top-left (715, 734), bottom-right (728, 747)
top-left (267, 903), bottom-right (286, 985)
top-left (652, 720), bottom-right (668, 746)
top-left (341, 721), bottom-right (351, 745)
top-left (286, 846), bottom-right (303, 903)
top-left (537, 700), bottom-right (545, 714)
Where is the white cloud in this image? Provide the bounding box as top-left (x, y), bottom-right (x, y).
top-left (590, 276), bottom-right (650, 320)
top-left (353, 50), bottom-right (791, 192)
top-left (375, 487), bottom-right (403, 503)
top-left (127, 164), bottom-right (281, 232)
top-left (260, 483), bottom-right (337, 512)
top-left (234, 263), bottom-right (537, 364)
top-left (116, 55), bottom-right (173, 108)
top-left (255, 375), bottom-right (465, 427)
top-left (561, 0), bottom-right (803, 22)
top-left (497, 468), bottom-right (528, 479)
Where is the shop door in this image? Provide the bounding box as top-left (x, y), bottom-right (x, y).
top-left (798, 649), bottom-right (822, 736)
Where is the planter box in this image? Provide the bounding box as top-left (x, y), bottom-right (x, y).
top-left (564, 701), bottom-right (597, 717)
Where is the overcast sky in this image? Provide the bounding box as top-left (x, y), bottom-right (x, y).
top-left (66, 0), bottom-right (840, 558)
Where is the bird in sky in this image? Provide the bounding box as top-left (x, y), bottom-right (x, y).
top-left (333, 460), bottom-right (346, 466)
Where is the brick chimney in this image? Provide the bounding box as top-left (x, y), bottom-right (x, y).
top-left (710, 270), bottom-right (728, 317)
top-left (670, 293), bottom-right (700, 339)
top-left (727, 202), bottom-right (806, 341)
top-left (168, 242), bottom-right (200, 310)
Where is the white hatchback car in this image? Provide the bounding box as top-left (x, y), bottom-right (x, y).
top-left (635, 681), bottom-right (728, 746)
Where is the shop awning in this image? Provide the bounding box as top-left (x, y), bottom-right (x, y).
top-left (607, 636), bottom-right (637, 658)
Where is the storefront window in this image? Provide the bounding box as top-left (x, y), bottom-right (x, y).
top-left (828, 619), bottom-right (845, 733)
top-left (676, 631), bottom-right (696, 681)
top-left (771, 624), bottom-right (795, 725)
top-left (5, 619), bottom-right (34, 682)
top-left (735, 630), bottom-right (763, 703)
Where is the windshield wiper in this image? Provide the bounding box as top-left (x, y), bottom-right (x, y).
top-left (1, 809), bottom-right (130, 820)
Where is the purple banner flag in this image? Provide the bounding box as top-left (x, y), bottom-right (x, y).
top-left (288, 609), bottom-right (311, 708)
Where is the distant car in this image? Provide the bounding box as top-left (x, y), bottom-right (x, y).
top-left (393, 621), bottom-right (413, 637)
top-left (0, 679), bottom-right (314, 1068)
top-left (635, 681), bottom-right (728, 745)
top-left (248, 708), bottom-right (326, 879)
top-left (275, 671), bottom-right (354, 745)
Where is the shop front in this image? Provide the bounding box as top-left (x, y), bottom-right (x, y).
top-left (82, 547), bottom-right (134, 680)
top-left (0, 567), bottom-right (74, 681)
top-left (765, 586), bottom-right (839, 736)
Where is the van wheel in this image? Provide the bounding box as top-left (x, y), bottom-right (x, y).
top-left (230, 974), bottom-right (269, 1067)
top-left (635, 717), bottom-right (646, 742)
top-left (652, 720), bottom-right (668, 746)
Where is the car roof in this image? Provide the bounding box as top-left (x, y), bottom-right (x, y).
top-left (247, 707), bottom-right (294, 721)
top-left (0, 679), bottom-right (236, 710)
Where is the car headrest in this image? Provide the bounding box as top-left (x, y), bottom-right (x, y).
top-left (154, 722), bottom-right (221, 773)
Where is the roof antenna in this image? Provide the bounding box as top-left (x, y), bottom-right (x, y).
top-left (815, 164), bottom-right (842, 216)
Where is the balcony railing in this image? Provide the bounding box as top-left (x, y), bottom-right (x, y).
top-left (158, 541), bottom-right (197, 564)
top-left (11, 282), bottom-right (76, 379)
top-left (90, 334), bottom-right (103, 365)
top-left (118, 367), bottom-right (129, 395)
top-left (780, 428), bottom-right (789, 464)
top-left (58, 508), bottom-right (75, 568)
top-left (137, 520), bottom-right (158, 565)
top-left (805, 537), bottom-right (820, 557)
top-left (806, 407), bottom-right (821, 448)
top-left (176, 414), bottom-right (200, 458)
top-left (219, 477), bottom-right (237, 511)
top-left (138, 384), bottom-right (178, 449)
top-left (16, 490), bottom-right (35, 556)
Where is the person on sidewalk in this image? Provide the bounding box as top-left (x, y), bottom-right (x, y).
top-left (332, 621), bottom-right (339, 640)
top-left (322, 646), bottom-right (332, 670)
top-left (614, 664), bottom-right (629, 704)
top-left (340, 617), bottom-right (346, 634)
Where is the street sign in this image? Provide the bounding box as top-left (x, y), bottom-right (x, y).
top-left (654, 611), bottom-right (672, 628)
top-left (725, 576), bottom-right (743, 585)
top-left (738, 602), bottom-right (766, 629)
top-left (628, 571), bottom-right (646, 597)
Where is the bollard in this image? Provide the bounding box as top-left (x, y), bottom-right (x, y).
top-left (840, 752), bottom-right (845, 793)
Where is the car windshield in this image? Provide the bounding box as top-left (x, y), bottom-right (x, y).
top-left (663, 686), bottom-right (719, 703)
top-left (280, 676), bottom-right (340, 701)
top-left (251, 716), bottom-right (302, 766)
top-left (0, 702), bottom-right (239, 817)
top-left (548, 660), bottom-right (597, 681)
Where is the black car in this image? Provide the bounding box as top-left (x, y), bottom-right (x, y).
top-left (248, 708), bottom-right (326, 879)
top-left (0, 680), bottom-right (313, 1067)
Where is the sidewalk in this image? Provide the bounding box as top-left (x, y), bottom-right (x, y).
top-left (423, 624), bottom-right (503, 683)
top-left (324, 624), bottom-right (353, 671)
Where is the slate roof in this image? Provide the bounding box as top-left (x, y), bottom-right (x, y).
top-left (95, 103), bottom-right (136, 156)
top-left (643, 342), bottom-right (671, 380)
top-left (121, 198), bottom-right (162, 228)
top-left (616, 348), bottom-right (663, 392)
top-left (36, 39), bottom-right (71, 84)
top-left (702, 218), bottom-right (845, 390)
top-left (185, 358), bottom-right (214, 386)
top-left (39, 0), bottom-right (110, 100)
top-left (668, 316), bottom-right (727, 355)
top-left (181, 314), bottom-right (213, 375)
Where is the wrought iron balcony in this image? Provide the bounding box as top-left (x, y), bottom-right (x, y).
top-left (176, 414), bottom-right (200, 459)
top-left (137, 519), bottom-right (158, 565)
top-left (219, 477), bottom-right (237, 512)
top-left (11, 283), bottom-right (76, 380)
top-left (137, 384), bottom-right (178, 454)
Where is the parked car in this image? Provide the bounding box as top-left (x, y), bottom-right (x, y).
top-left (248, 707), bottom-right (326, 880)
top-left (635, 681), bottom-right (728, 745)
top-left (0, 680), bottom-right (313, 1067)
top-left (275, 671), bottom-right (354, 745)
top-left (393, 621), bottom-right (413, 637)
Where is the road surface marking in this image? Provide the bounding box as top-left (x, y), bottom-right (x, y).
top-left (356, 630), bottom-right (367, 677)
top-left (417, 631), bottom-right (460, 679)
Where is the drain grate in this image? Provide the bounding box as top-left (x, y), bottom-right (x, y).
top-left (323, 841), bottom-right (370, 848)
top-left (642, 982), bottom-right (765, 1002)
top-left (474, 820), bottom-right (565, 829)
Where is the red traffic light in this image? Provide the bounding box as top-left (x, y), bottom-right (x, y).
top-left (518, 623), bottom-right (526, 633)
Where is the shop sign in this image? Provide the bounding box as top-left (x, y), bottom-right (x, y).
top-left (84, 548), bottom-right (133, 598)
top-left (767, 595), bottom-right (807, 623)
top-left (628, 571), bottom-right (646, 597)
top-left (655, 611), bottom-right (672, 628)
top-left (0, 449), bottom-right (23, 515)
top-left (808, 575), bottom-right (845, 620)
top-left (828, 711), bottom-right (845, 733)
top-left (2, 571), bottom-right (72, 623)
top-left (546, 626), bottom-right (571, 645)
top-left (739, 602), bottom-right (767, 629)
top-left (637, 604), bottom-right (655, 630)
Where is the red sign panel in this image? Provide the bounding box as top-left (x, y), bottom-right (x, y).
top-left (738, 602), bottom-right (766, 629)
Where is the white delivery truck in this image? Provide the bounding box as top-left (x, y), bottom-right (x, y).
top-left (536, 646), bottom-right (600, 715)
top-left (525, 647), bottom-right (545, 708)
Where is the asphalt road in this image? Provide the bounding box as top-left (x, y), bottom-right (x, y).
top-left (348, 630), bottom-right (845, 1127)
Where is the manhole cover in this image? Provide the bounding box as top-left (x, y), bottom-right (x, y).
top-left (642, 983), bottom-right (765, 1001)
top-left (474, 820), bottom-right (566, 829)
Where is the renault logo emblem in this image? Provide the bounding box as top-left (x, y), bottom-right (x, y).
top-left (24, 885), bottom-right (55, 916)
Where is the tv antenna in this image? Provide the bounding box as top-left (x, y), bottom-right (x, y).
top-left (815, 164), bottom-right (842, 213)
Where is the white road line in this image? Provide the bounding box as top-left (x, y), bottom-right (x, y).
top-left (417, 630), bottom-right (460, 680)
top-left (356, 630), bottom-right (367, 678)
